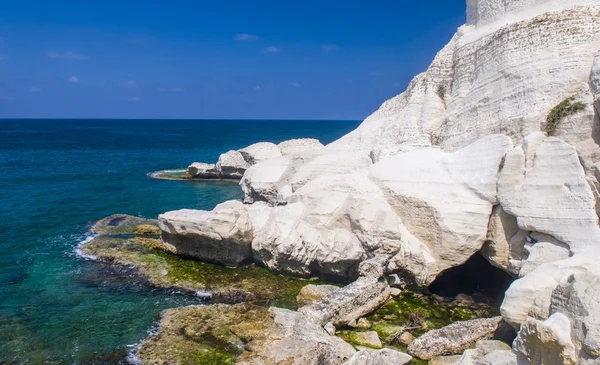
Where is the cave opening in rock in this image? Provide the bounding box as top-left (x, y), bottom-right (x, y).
top-left (428, 253), bottom-right (515, 303)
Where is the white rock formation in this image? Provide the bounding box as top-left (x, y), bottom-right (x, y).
top-left (158, 2), bottom-right (600, 363)
top-left (216, 150), bottom-right (250, 179)
top-left (158, 201), bottom-right (254, 266)
top-left (513, 313), bottom-right (578, 365)
top-left (371, 135), bottom-right (513, 283)
top-left (498, 133), bottom-right (600, 251)
top-left (186, 162), bottom-right (218, 179)
top-left (238, 142), bottom-right (282, 165)
top-left (278, 138), bottom-right (324, 155)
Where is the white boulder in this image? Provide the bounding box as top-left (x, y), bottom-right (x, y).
top-left (186, 162), bottom-right (218, 179)
top-left (216, 150), bottom-right (250, 179)
top-left (238, 142), bottom-right (282, 165)
top-left (158, 201), bottom-right (254, 266)
top-left (513, 313), bottom-right (577, 365)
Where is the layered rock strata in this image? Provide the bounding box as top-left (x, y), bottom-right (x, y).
top-left (156, 0), bottom-right (600, 363)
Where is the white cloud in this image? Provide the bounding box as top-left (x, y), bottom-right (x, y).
top-left (322, 44), bottom-right (339, 53)
top-left (254, 85), bottom-right (261, 91)
top-left (171, 87), bottom-right (185, 92)
top-left (3, 96), bottom-right (14, 101)
top-left (30, 87), bottom-right (42, 93)
top-left (122, 80), bottom-right (138, 88)
top-left (47, 51), bottom-right (89, 60)
top-left (235, 33), bottom-right (259, 41)
top-left (370, 71), bottom-right (382, 76)
top-left (128, 97), bottom-right (141, 102)
top-left (291, 82), bottom-right (301, 87)
top-left (67, 76), bottom-right (79, 83)
top-left (265, 46), bottom-right (279, 53)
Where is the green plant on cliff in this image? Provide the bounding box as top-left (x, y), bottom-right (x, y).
top-left (545, 96), bottom-right (586, 136)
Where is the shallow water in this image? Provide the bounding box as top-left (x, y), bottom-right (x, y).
top-left (0, 119), bottom-right (359, 364)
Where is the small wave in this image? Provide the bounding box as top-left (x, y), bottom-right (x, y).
top-left (74, 234), bottom-right (99, 261)
top-left (196, 291), bottom-right (213, 301)
top-left (146, 169), bottom-right (187, 180)
top-left (125, 322), bottom-right (161, 365)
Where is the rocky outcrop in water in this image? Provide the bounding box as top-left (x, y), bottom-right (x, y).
top-left (184, 138), bottom-right (325, 180)
top-left (155, 0), bottom-right (600, 363)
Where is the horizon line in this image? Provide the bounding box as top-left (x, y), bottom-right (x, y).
top-left (0, 117), bottom-right (362, 122)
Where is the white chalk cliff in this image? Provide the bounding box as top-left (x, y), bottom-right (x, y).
top-left (160, 0), bottom-right (600, 363)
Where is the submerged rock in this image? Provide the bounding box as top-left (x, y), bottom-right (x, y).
top-left (407, 317), bottom-right (508, 360)
top-left (136, 303), bottom-right (270, 365)
top-left (348, 331), bottom-right (383, 349)
top-left (296, 284), bottom-right (341, 307)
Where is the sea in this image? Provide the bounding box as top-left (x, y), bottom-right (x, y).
top-left (0, 119), bottom-right (360, 364)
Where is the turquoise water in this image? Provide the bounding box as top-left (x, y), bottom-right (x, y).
top-left (0, 119), bottom-right (359, 364)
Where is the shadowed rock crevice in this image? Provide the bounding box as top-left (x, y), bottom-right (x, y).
top-left (428, 253), bottom-right (515, 303)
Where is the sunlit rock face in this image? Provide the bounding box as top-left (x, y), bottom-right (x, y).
top-left (159, 1), bottom-right (600, 363)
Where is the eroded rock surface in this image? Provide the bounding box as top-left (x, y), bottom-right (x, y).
top-left (236, 307), bottom-right (356, 365)
top-left (513, 313), bottom-right (577, 365)
top-left (299, 277), bottom-right (390, 327)
top-left (278, 138), bottom-right (324, 156)
top-left (151, 2), bottom-right (600, 364)
top-left (186, 162), bottom-right (218, 179)
top-left (345, 349), bottom-right (412, 365)
top-left (407, 317), bottom-right (507, 360)
top-left (159, 201), bottom-right (253, 267)
top-left (216, 150), bottom-right (251, 179)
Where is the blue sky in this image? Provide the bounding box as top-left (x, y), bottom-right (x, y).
top-left (0, 1), bottom-right (466, 120)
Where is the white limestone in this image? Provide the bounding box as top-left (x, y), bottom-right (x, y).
top-left (370, 135), bottom-right (513, 283)
top-left (158, 3), bottom-right (600, 364)
top-left (186, 162), bottom-right (218, 179)
top-left (513, 313), bottom-right (578, 365)
top-left (278, 138), bottom-right (324, 155)
top-left (238, 142), bottom-right (282, 165)
top-left (215, 150), bottom-right (250, 179)
top-left (251, 173), bottom-right (403, 278)
top-left (498, 134), bottom-right (600, 251)
top-left (158, 201), bottom-right (254, 266)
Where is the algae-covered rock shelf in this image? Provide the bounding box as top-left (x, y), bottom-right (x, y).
top-left (80, 215), bottom-right (335, 309)
top-left (81, 215), bottom-right (508, 365)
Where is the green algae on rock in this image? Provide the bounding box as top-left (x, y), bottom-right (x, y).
top-left (337, 291), bottom-right (499, 356)
top-left (148, 169), bottom-right (189, 180)
top-left (81, 215), bottom-right (333, 309)
top-left (136, 303), bottom-right (271, 365)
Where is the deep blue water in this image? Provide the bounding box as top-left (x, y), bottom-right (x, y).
top-left (0, 119), bottom-right (359, 364)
